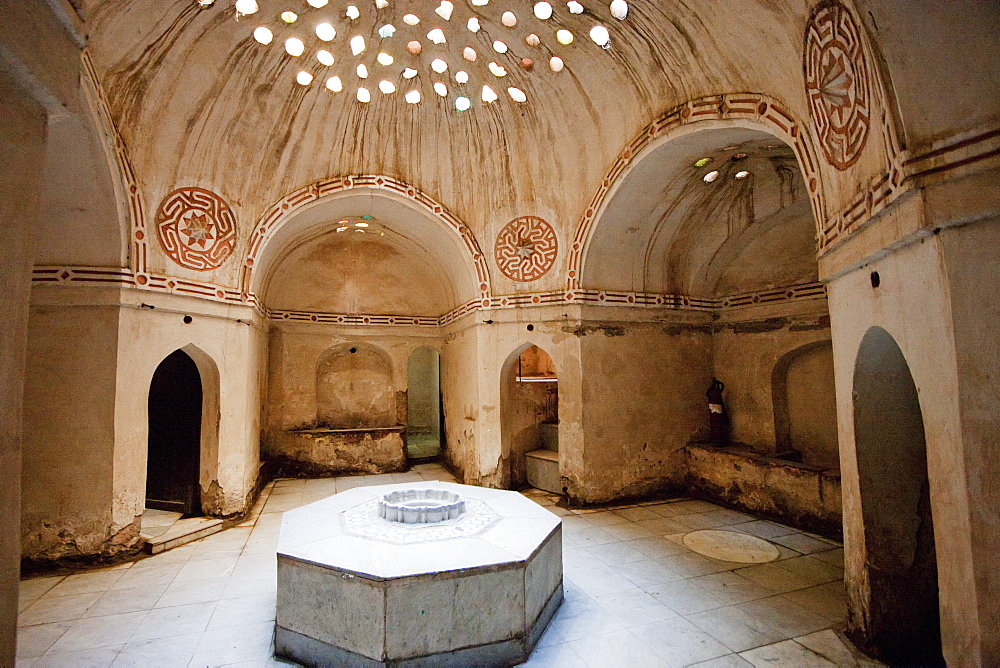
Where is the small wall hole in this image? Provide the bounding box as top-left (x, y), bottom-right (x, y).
top-left (183, 315), bottom-right (193, 324)
top-left (349, 347), bottom-right (358, 353)
top-left (526, 324), bottom-right (534, 331)
top-left (870, 271), bottom-right (881, 289)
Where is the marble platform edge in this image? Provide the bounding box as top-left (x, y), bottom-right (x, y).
top-left (526, 579), bottom-right (564, 651)
top-left (277, 550), bottom-right (526, 584)
top-left (277, 624), bottom-right (530, 667)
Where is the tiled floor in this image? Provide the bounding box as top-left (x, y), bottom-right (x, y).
top-left (16, 463), bottom-right (876, 667)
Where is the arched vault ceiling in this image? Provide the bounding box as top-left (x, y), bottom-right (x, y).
top-left (80, 0), bottom-right (813, 246)
top-left (584, 127), bottom-right (817, 296)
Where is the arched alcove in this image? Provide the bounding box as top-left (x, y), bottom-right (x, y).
top-left (578, 122), bottom-right (819, 297)
top-left (772, 340), bottom-right (838, 467)
top-left (146, 349), bottom-right (203, 515)
top-left (316, 343), bottom-right (395, 429)
top-left (406, 347), bottom-right (442, 460)
top-left (851, 326), bottom-right (943, 665)
top-left (500, 344), bottom-right (559, 491)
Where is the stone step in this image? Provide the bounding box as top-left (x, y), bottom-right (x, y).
top-left (525, 449), bottom-right (561, 494)
top-left (539, 423), bottom-right (559, 452)
top-left (141, 516), bottom-right (225, 555)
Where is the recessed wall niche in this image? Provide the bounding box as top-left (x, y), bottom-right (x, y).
top-left (316, 343), bottom-right (395, 428)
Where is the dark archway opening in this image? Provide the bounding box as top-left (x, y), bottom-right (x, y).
top-left (851, 327), bottom-right (943, 665)
top-left (146, 350), bottom-right (203, 515)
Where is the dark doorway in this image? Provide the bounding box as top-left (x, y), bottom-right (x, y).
top-left (146, 349), bottom-right (202, 515)
top-left (851, 327), bottom-right (943, 665)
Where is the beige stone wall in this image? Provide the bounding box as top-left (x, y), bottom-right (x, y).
top-left (0, 77), bottom-right (46, 665)
top-left (265, 321), bottom-right (440, 473)
top-left (572, 314), bottom-right (712, 503)
top-left (711, 301), bottom-right (834, 461)
top-left (22, 299), bottom-right (123, 560)
top-left (827, 209), bottom-right (994, 666)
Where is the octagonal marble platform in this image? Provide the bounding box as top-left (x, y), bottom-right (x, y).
top-left (275, 481), bottom-right (563, 666)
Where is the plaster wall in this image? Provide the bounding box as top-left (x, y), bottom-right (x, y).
top-left (21, 287), bottom-right (266, 561)
top-left (441, 311), bottom-right (583, 492)
top-left (265, 321), bottom-right (439, 474)
top-left (938, 215), bottom-right (1000, 660)
top-left (0, 81), bottom-right (45, 664)
top-left (828, 223), bottom-right (981, 666)
top-left (711, 300), bottom-right (833, 459)
top-left (572, 314), bottom-right (712, 503)
top-left (114, 291), bottom-right (266, 519)
top-left (439, 320), bottom-right (481, 482)
top-left (21, 296), bottom-right (124, 560)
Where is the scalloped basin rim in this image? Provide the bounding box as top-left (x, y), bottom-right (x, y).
top-left (378, 488), bottom-right (466, 524)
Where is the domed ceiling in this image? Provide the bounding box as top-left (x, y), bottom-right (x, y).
top-left (77, 0), bottom-right (814, 243)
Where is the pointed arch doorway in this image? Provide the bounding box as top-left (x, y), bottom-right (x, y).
top-left (146, 349), bottom-right (203, 515)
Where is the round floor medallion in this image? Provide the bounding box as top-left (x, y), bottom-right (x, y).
top-left (682, 529), bottom-right (780, 564)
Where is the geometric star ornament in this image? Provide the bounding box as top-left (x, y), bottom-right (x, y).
top-left (155, 186), bottom-right (237, 270)
top-left (494, 216), bottom-right (558, 282)
top-left (804, 0), bottom-right (872, 171)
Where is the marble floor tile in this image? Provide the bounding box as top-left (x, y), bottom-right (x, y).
top-left (644, 579), bottom-right (727, 615)
top-left (84, 584), bottom-right (169, 618)
top-left (46, 610), bottom-right (147, 654)
top-left (689, 653), bottom-right (754, 667)
top-left (779, 583), bottom-right (847, 624)
top-left (794, 629), bottom-right (880, 667)
top-left (735, 596), bottom-right (831, 639)
top-left (15, 621), bottom-right (73, 659)
top-left (33, 644), bottom-right (124, 667)
top-left (614, 558), bottom-right (686, 587)
top-left (612, 506), bottom-right (662, 522)
top-left (111, 631), bottom-right (202, 667)
top-left (18, 591), bottom-right (105, 627)
top-left (634, 517), bottom-right (690, 536)
top-left (580, 511), bottom-right (632, 527)
top-left (733, 563), bottom-right (816, 594)
top-left (154, 576), bottom-right (228, 608)
top-left (188, 620), bottom-right (276, 666)
top-left (584, 540), bottom-right (649, 566)
top-left (591, 589), bottom-right (677, 627)
top-left (208, 593), bottom-right (277, 631)
top-left (739, 639), bottom-right (835, 667)
top-left (518, 640), bottom-right (587, 666)
top-left (731, 520), bottom-right (798, 539)
top-left (129, 601), bottom-right (216, 643)
top-left (630, 616), bottom-right (732, 667)
top-left (686, 604), bottom-right (787, 653)
top-left (770, 533), bottom-right (839, 555)
top-left (45, 570), bottom-right (127, 598)
top-left (690, 572), bottom-right (775, 605)
top-left (570, 628), bottom-right (668, 667)
top-left (772, 555), bottom-right (843, 586)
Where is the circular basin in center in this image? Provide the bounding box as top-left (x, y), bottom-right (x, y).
top-left (378, 489), bottom-right (466, 524)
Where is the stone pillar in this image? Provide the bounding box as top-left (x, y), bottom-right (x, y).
top-left (0, 77), bottom-right (46, 666)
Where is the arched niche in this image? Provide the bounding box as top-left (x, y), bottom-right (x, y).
top-left (406, 347), bottom-right (442, 460)
top-left (144, 344), bottom-right (221, 516)
top-left (850, 326), bottom-right (943, 665)
top-left (250, 187), bottom-right (486, 315)
top-left (500, 344), bottom-right (559, 491)
top-left (316, 343), bottom-right (396, 429)
top-left (772, 340), bottom-right (838, 468)
top-left (581, 124), bottom-right (818, 297)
